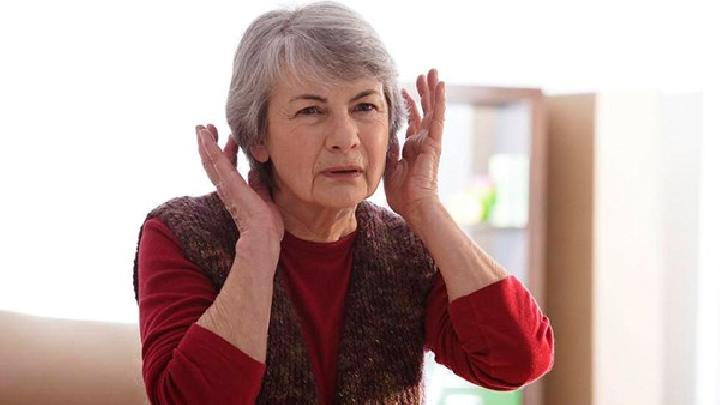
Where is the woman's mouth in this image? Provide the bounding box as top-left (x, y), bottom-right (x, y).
top-left (321, 166), bottom-right (363, 179)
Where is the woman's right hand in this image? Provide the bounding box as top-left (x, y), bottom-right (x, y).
top-left (195, 124), bottom-right (284, 248)
top-left (195, 124), bottom-right (279, 363)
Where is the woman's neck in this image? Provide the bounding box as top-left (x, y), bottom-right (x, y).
top-left (273, 190), bottom-right (358, 243)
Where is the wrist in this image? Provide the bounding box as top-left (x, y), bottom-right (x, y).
top-left (236, 231), bottom-right (281, 258)
top-left (231, 235), bottom-right (280, 287)
top-left (405, 198), bottom-right (445, 236)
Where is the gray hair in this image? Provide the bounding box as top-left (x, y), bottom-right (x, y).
top-left (225, 1), bottom-right (406, 187)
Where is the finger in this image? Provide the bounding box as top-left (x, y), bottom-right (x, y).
top-left (419, 70), bottom-right (439, 130)
top-left (402, 89), bottom-right (421, 137)
top-left (416, 74), bottom-right (430, 116)
top-left (429, 82), bottom-right (446, 144)
top-left (197, 127), bottom-right (261, 223)
top-left (420, 108), bottom-right (434, 134)
top-left (197, 127), bottom-right (238, 186)
top-left (427, 69), bottom-right (439, 112)
top-left (196, 125), bottom-right (220, 185)
top-left (198, 128), bottom-right (249, 224)
top-left (207, 123), bottom-right (219, 143)
top-left (406, 91), bottom-right (421, 135)
top-left (197, 126), bottom-right (227, 188)
top-left (223, 134), bottom-right (238, 168)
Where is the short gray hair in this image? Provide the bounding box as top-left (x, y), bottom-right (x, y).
top-left (225, 1), bottom-right (406, 187)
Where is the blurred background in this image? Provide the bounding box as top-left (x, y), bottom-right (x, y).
top-left (1, 1), bottom-right (718, 404)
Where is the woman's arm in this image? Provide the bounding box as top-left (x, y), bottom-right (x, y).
top-left (424, 271), bottom-right (554, 390)
top-left (413, 202), bottom-right (554, 389)
top-left (410, 202), bottom-right (507, 301)
top-left (138, 218), bottom-right (271, 404)
top-left (196, 230), bottom-right (278, 363)
top-left (383, 68), bottom-right (553, 389)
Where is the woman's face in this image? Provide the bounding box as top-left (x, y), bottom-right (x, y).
top-left (253, 76), bottom-right (390, 209)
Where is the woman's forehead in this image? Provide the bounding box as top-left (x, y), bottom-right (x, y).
top-left (273, 77), bottom-right (384, 102)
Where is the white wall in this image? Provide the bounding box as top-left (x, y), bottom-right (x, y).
top-left (592, 91), bottom-right (705, 405)
top-left (594, 92), bottom-right (665, 405)
top-left (697, 92), bottom-right (720, 405)
top-left (659, 94), bottom-right (702, 405)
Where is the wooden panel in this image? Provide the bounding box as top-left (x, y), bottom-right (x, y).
top-left (543, 94), bottom-right (596, 405)
top-left (523, 92), bottom-right (548, 405)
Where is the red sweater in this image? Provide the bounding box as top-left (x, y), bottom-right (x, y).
top-left (137, 217), bottom-right (554, 404)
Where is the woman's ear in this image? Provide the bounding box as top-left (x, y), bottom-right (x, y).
top-left (250, 144), bottom-right (270, 163)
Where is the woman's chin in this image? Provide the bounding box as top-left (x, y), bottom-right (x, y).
top-left (316, 188), bottom-right (367, 209)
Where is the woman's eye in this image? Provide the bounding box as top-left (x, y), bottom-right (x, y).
top-left (297, 106), bottom-right (322, 116)
top-left (355, 103), bottom-right (378, 112)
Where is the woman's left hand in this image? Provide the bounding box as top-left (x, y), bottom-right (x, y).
top-left (384, 68), bottom-right (446, 227)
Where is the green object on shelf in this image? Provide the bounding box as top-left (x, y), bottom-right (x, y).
top-left (446, 176), bottom-right (497, 226)
top-left (437, 386), bottom-right (522, 405)
top-left (480, 187), bottom-right (497, 223)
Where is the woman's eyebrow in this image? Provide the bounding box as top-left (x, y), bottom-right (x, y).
top-left (289, 89), bottom-right (380, 103)
top-left (290, 94), bottom-right (327, 103)
top-left (349, 89), bottom-right (380, 102)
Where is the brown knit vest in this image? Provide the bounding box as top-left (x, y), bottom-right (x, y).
top-left (132, 192), bottom-right (438, 404)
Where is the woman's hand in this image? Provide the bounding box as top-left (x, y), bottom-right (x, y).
top-left (384, 69), bottom-right (446, 227)
top-left (195, 124), bottom-right (279, 362)
top-left (196, 124), bottom-right (284, 246)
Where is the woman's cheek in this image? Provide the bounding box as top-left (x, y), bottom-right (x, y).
top-left (368, 148), bottom-right (386, 188)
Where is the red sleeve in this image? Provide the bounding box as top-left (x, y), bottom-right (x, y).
top-left (424, 272), bottom-right (555, 390)
top-left (137, 217), bottom-right (266, 404)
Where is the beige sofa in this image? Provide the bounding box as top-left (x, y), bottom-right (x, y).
top-left (0, 310), bottom-right (148, 404)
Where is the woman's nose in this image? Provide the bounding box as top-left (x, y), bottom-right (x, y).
top-left (326, 112), bottom-right (359, 152)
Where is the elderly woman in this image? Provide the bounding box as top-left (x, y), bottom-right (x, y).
top-left (133, 2), bottom-right (553, 404)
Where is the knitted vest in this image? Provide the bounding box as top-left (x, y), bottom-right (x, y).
top-left (132, 192), bottom-right (438, 404)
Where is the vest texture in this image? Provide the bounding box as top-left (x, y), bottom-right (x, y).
top-left (133, 192), bottom-right (439, 404)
